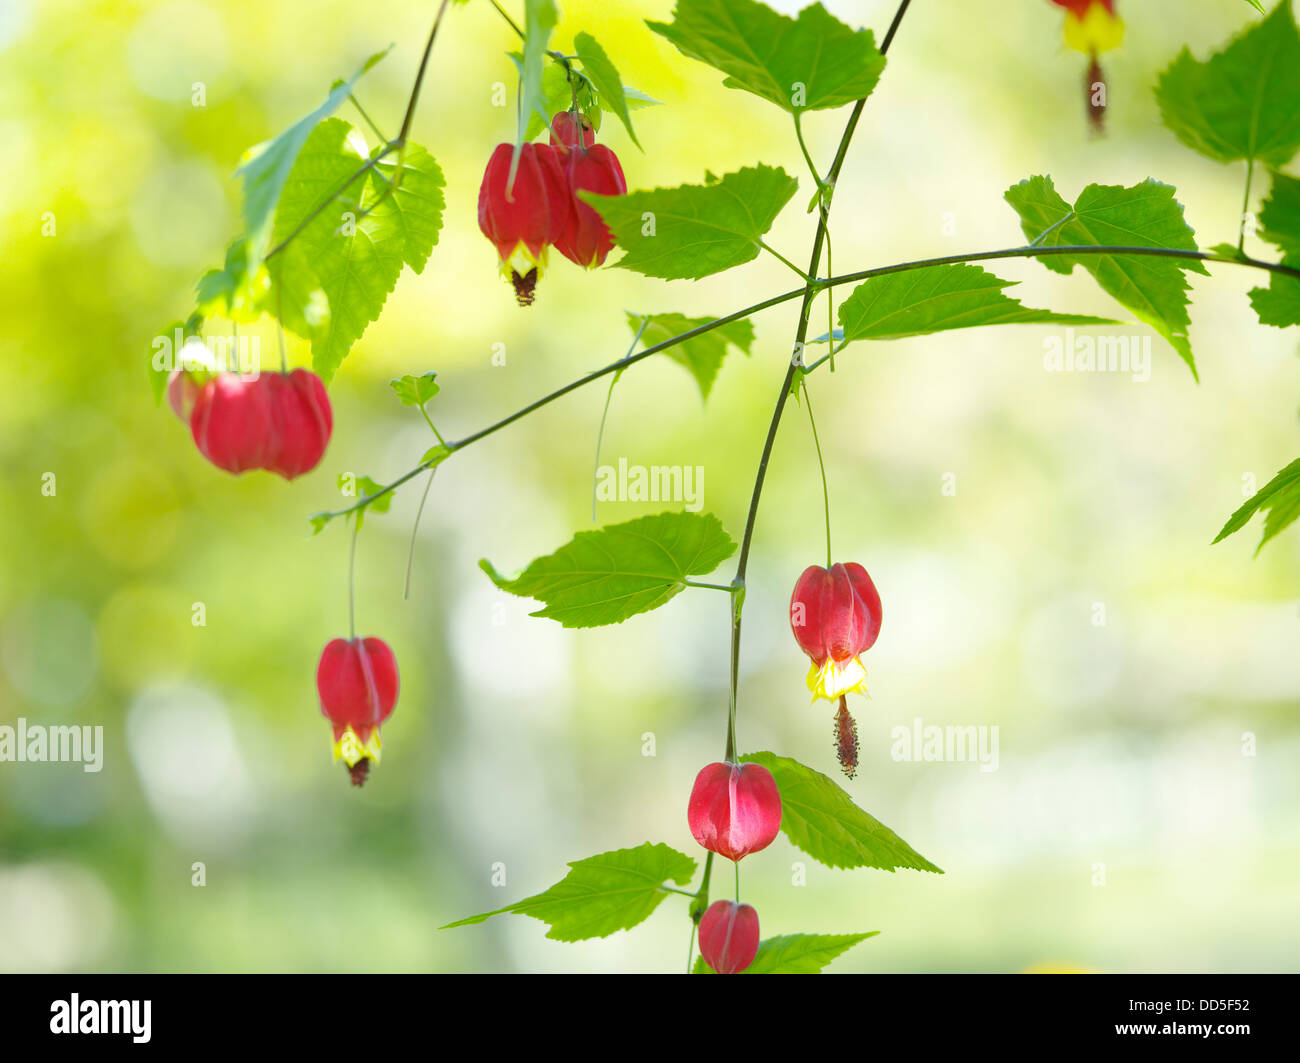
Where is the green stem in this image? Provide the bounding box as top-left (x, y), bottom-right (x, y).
top-left (308, 241), bottom-right (1300, 527)
top-left (793, 113), bottom-right (823, 190)
top-left (801, 376), bottom-right (832, 568)
top-left (347, 515), bottom-right (360, 639)
top-left (1239, 156), bottom-right (1256, 254)
top-left (420, 406), bottom-right (447, 446)
top-left (403, 469), bottom-right (437, 601)
top-left (758, 239), bottom-right (813, 281)
top-left (683, 580), bottom-right (734, 592)
top-left (734, 861), bottom-right (740, 903)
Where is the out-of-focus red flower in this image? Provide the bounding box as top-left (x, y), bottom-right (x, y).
top-left (316, 636), bottom-right (400, 787)
top-left (554, 143), bottom-right (627, 269)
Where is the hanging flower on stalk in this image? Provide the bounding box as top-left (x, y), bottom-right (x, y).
top-left (1048, 0), bottom-right (1125, 132)
top-left (789, 562), bottom-right (883, 778)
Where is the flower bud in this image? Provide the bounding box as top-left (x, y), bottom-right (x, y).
top-left (549, 111), bottom-right (595, 151)
top-left (688, 762), bottom-right (782, 862)
top-left (477, 142), bottom-right (572, 306)
top-left (789, 562), bottom-right (882, 702)
top-left (554, 144), bottom-right (626, 269)
top-left (698, 900), bottom-right (760, 974)
top-left (316, 636), bottom-right (400, 787)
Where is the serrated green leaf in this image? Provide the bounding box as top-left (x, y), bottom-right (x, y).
top-left (1005, 176), bottom-right (1207, 379)
top-left (1248, 255), bottom-right (1300, 325)
top-left (629, 312), bottom-right (755, 399)
top-left (1259, 171), bottom-right (1300, 252)
top-left (740, 752), bottom-right (942, 873)
top-left (696, 931), bottom-right (879, 974)
top-left (262, 240), bottom-right (330, 341)
top-left (647, 0), bottom-right (886, 113)
top-left (837, 263), bottom-right (1117, 343)
top-left (622, 86), bottom-right (662, 109)
top-left (1214, 457), bottom-right (1300, 552)
top-left (235, 49), bottom-right (389, 263)
top-left (574, 32), bottom-right (641, 148)
top-left (442, 842), bottom-right (696, 941)
top-left (1155, 1), bottom-right (1300, 167)
top-left (585, 165), bottom-right (798, 280)
top-left (270, 119), bottom-right (444, 382)
top-left (390, 371), bottom-right (440, 406)
top-left (482, 511), bottom-right (737, 628)
top-left (337, 472), bottom-right (392, 531)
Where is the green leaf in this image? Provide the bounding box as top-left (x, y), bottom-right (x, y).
top-left (837, 263), bottom-right (1117, 342)
top-left (421, 442), bottom-right (453, 467)
top-left (696, 931), bottom-right (879, 974)
top-left (647, 0), bottom-right (886, 113)
top-left (622, 86), bottom-right (662, 109)
top-left (337, 473), bottom-right (392, 531)
top-left (515, 0), bottom-right (560, 162)
top-left (1213, 456), bottom-right (1300, 551)
top-left (262, 241), bottom-right (331, 341)
top-left (442, 842), bottom-right (696, 941)
top-left (390, 371), bottom-right (440, 406)
top-left (740, 752), bottom-right (942, 873)
top-left (270, 119), bottom-right (444, 381)
top-left (1155, 1), bottom-right (1300, 167)
top-left (1245, 0), bottom-right (1266, 12)
top-left (235, 49), bottom-right (389, 263)
top-left (1005, 176), bottom-right (1207, 379)
top-left (370, 142), bottom-right (447, 274)
top-left (1248, 255), bottom-right (1300, 325)
top-left (482, 511), bottom-right (737, 628)
top-left (584, 165), bottom-right (798, 280)
top-left (574, 32), bottom-right (641, 148)
top-left (1259, 171), bottom-right (1300, 252)
top-left (629, 312), bottom-right (755, 399)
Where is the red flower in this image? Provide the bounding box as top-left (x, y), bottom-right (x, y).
top-left (789, 562), bottom-right (882, 702)
top-left (688, 762), bottom-right (782, 862)
top-left (166, 369), bottom-right (202, 424)
top-left (260, 369), bottom-right (332, 480)
top-left (553, 143), bottom-right (626, 269)
top-left (188, 369), bottom-right (332, 480)
top-left (699, 900), bottom-right (760, 974)
top-left (477, 142), bottom-right (572, 306)
top-left (316, 636), bottom-right (400, 787)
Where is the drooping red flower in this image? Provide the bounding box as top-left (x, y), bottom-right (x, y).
top-left (688, 762), bottom-right (782, 862)
top-left (260, 369), bottom-right (332, 480)
top-left (553, 143), bottom-right (626, 269)
top-left (316, 636), bottom-right (400, 787)
top-left (698, 900), bottom-right (760, 975)
top-left (188, 369), bottom-right (332, 480)
top-left (189, 373), bottom-right (279, 475)
top-left (477, 142), bottom-right (573, 306)
top-left (789, 562), bottom-right (882, 702)
top-left (549, 111), bottom-right (595, 152)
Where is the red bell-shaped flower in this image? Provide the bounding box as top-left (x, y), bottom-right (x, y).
top-left (167, 369), bottom-right (202, 424)
top-left (190, 373), bottom-right (278, 475)
top-left (260, 369), bottom-right (332, 480)
top-left (316, 636), bottom-right (400, 787)
top-left (549, 111), bottom-right (595, 151)
top-left (699, 900), bottom-right (760, 974)
top-left (189, 369), bottom-right (332, 480)
top-left (554, 143), bottom-right (626, 269)
top-left (789, 562), bottom-right (882, 702)
top-left (477, 142), bottom-right (572, 306)
top-left (688, 762), bottom-right (782, 862)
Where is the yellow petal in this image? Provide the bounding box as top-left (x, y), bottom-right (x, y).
top-left (1064, 5), bottom-right (1125, 54)
top-left (331, 725), bottom-right (382, 767)
top-left (806, 656), bottom-right (870, 702)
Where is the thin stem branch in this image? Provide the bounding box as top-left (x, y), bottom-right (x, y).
top-left (309, 240), bottom-right (1300, 527)
top-left (348, 515), bottom-right (360, 639)
top-left (758, 240), bottom-right (813, 281)
top-left (1239, 156), bottom-right (1256, 254)
top-left (404, 469), bottom-right (437, 601)
top-left (801, 376), bottom-right (832, 568)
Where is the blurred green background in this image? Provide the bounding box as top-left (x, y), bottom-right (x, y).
top-left (1, 0), bottom-right (1297, 973)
